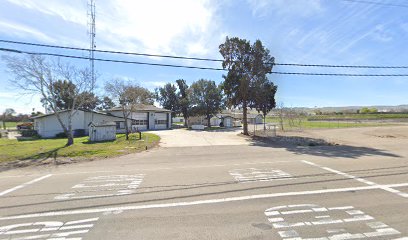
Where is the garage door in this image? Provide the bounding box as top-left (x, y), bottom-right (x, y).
top-left (155, 113), bottom-right (168, 129)
top-left (131, 113), bottom-right (148, 131)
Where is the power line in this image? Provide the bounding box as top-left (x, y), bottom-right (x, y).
top-left (1, 39), bottom-right (408, 69)
top-left (1, 47), bottom-right (408, 77)
top-left (0, 39), bottom-right (223, 62)
top-left (339, 0), bottom-right (408, 8)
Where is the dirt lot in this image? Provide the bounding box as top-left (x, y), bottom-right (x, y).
top-left (277, 125), bottom-right (408, 148)
top-left (153, 125), bottom-right (408, 156)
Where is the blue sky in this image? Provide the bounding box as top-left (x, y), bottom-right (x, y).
top-left (1, 0), bottom-right (408, 113)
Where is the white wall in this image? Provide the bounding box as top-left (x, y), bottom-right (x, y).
top-left (84, 112), bottom-right (126, 134)
top-left (34, 111), bottom-right (84, 138)
top-left (224, 117), bottom-right (234, 127)
top-left (105, 110), bottom-right (172, 131)
top-left (89, 125), bottom-right (116, 142)
top-left (210, 117), bottom-right (221, 127)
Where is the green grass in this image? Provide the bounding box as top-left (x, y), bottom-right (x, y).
top-left (0, 133), bottom-right (160, 163)
top-left (1, 122), bottom-right (20, 129)
top-left (265, 117), bottom-right (389, 129)
top-left (308, 113), bottom-right (408, 120)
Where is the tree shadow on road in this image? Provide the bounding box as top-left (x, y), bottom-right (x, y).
top-left (246, 136), bottom-right (401, 159)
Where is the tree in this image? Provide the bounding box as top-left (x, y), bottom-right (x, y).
top-left (253, 80), bottom-right (277, 130)
top-left (155, 83), bottom-right (179, 118)
top-left (77, 92), bottom-right (100, 111)
top-left (97, 96), bottom-right (115, 111)
top-left (219, 36), bottom-right (275, 135)
top-left (1, 108), bottom-right (16, 129)
top-left (190, 79), bottom-right (223, 127)
top-left (276, 102), bottom-right (285, 131)
top-left (176, 79), bottom-right (191, 127)
top-left (105, 79), bottom-right (154, 140)
top-left (43, 80), bottom-right (76, 110)
top-left (41, 81), bottom-right (100, 111)
top-left (3, 55), bottom-right (91, 146)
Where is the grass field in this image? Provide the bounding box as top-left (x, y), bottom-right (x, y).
top-left (1, 122), bottom-right (20, 129)
top-left (0, 133), bottom-right (160, 163)
top-left (265, 117), bottom-right (389, 129)
top-left (308, 113), bottom-right (408, 120)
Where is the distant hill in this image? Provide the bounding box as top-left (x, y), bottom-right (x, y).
top-left (229, 105), bottom-right (408, 115)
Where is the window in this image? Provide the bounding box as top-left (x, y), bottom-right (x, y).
top-left (155, 120), bottom-right (167, 125)
top-left (115, 121), bottom-right (125, 129)
top-left (132, 120), bottom-right (148, 125)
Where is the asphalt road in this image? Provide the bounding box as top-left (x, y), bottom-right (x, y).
top-left (1, 132), bottom-right (407, 239)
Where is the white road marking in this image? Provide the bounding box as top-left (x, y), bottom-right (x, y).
top-left (54, 174), bottom-right (144, 200)
top-left (265, 204), bottom-right (406, 240)
top-left (229, 168), bottom-right (294, 183)
top-left (0, 160), bottom-right (294, 179)
top-left (1, 182), bottom-right (408, 221)
top-left (302, 160), bottom-right (408, 199)
top-left (0, 217), bottom-right (99, 240)
top-left (0, 174), bottom-right (52, 197)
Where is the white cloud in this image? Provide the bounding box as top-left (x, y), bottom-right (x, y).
top-left (6, 0), bottom-right (220, 57)
top-left (246, 0), bottom-right (323, 18)
top-left (371, 25), bottom-right (393, 42)
top-left (401, 23), bottom-right (408, 33)
top-left (5, 0), bottom-right (87, 25)
top-left (0, 20), bottom-right (55, 43)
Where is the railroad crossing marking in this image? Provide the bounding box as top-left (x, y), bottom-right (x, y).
top-left (264, 204), bottom-right (407, 240)
top-left (54, 174), bottom-right (144, 200)
top-left (229, 168), bottom-right (293, 183)
top-left (0, 217), bottom-right (99, 240)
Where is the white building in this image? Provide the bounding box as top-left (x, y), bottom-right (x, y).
top-left (107, 104), bottom-right (171, 131)
top-left (210, 114), bottom-right (235, 128)
top-left (33, 104), bottom-right (172, 138)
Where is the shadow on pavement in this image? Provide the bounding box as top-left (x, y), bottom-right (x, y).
top-left (246, 136), bottom-right (401, 159)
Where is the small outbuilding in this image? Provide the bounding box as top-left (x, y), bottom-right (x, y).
top-left (89, 122), bottom-right (116, 142)
top-left (210, 114), bottom-right (237, 128)
top-left (221, 116), bottom-right (234, 128)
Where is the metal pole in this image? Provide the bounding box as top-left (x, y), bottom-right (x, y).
top-left (88, 0), bottom-right (96, 123)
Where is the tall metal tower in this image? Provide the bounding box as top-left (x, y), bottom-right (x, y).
top-left (88, 0), bottom-right (96, 121)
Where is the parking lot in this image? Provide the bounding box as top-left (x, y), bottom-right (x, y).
top-left (0, 126), bottom-right (407, 239)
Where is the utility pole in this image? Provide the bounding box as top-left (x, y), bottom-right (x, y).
top-left (88, 0), bottom-right (96, 122)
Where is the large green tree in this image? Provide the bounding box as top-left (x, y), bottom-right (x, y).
top-left (97, 96), bottom-right (116, 111)
top-left (176, 79), bottom-right (191, 127)
top-left (190, 79), bottom-right (223, 127)
top-left (41, 81), bottom-right (101, 111)
top-left (219, 37), bottom-right (275, 135)
top-left (77, 92), bottom-right (100, 111)
top-left (43, 80), bottom-right (76, 110)
top-left (253, 80), bottom-right (277, 130)
top-left (155, 83), bottom-right (179, 118)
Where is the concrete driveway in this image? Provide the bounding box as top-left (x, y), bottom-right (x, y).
top-left (149, 128), bottom-right (249, 147)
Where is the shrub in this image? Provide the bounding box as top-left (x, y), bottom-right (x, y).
top-left (55, 132), bottom-right (67, 138)
top-left (73, 129), bottom-right (86, 137)
top-left (20, 129), bottom-right (39, 137)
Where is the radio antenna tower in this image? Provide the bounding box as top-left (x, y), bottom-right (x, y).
top-left (88, 0), bottom-right (96, 121)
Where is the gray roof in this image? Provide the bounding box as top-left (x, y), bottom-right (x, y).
top-left (89, 122), bottom-right (116, 127)
top-left (108, 104), bottom-right (171, 113)
top-left (31, 109), bottom-right (122, 120)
